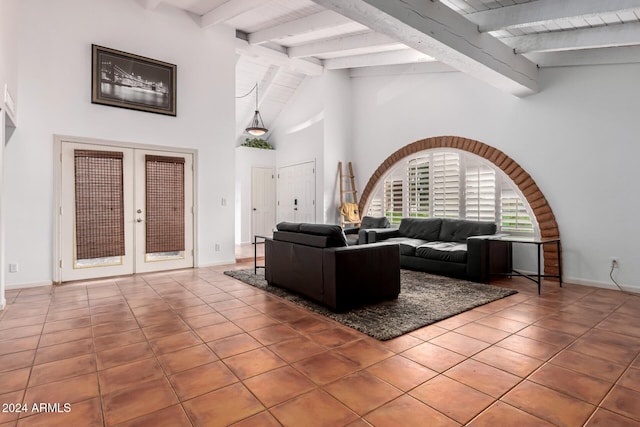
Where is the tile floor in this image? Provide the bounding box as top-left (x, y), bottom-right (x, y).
top-left (1, 263), bottom-right (639, 426)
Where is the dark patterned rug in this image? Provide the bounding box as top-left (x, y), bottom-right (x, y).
top-left (223, 269), bottom-right (517, 341)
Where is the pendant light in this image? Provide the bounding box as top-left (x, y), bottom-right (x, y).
top-left (245, 83), bottom-right (268, 136)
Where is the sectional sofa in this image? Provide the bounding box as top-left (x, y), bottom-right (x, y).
top-left (365, 217), bottom-right (511, 282)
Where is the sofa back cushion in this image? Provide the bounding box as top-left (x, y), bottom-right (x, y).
top-left (398, 218), bottom-right (442, 241)
top-left (275, 222), bottom-right (348, 248)
top-left (360, 216), bottom-right (390, 229)
top-left (438, 219), bottom-right (497, 242)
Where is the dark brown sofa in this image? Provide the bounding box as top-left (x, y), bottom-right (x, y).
top-left (265, 222), bottom-right (400, 311)
top-left (366, 218), bottom-right (511, 282)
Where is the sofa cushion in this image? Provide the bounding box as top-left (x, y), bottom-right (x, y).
top-left (299, 223), bottom-right (348, 247)
top-left (360, 216), bottom-right (390, 229)
top-left (438, 219), bottom-right (497, 242)
top-left (384, 237), bottom-right (428, 256)
top-left (416, 241), bottom-right (468, 263)
top-left (398, 218), bottom-right (442, 241)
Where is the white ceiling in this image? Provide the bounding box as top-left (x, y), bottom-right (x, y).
top-left (138, 0), bottom-right (640, 138)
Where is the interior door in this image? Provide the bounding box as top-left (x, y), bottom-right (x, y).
top-left (277, 161), bottom-right (316, 223)
top-left (59, 142), bottom-right (193, 282)
top-left (252, 167), bottom-right (275, 238)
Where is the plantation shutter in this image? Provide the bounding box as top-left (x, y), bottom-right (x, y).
top-left (74, 149), bottom-right (125, 260)
top-left (367, 193), bottom-right (384, 217)
top-left (500, 188), bottom-right (534, 232)
top-left (432, 152), bottom-right (460, 218)
top-left (145, 155), bottom-right (185, 254)
top-left (408, 158), bottom-right (430, 218)
top-left (465, 164), bottom-right (496, 221)
top-left (384, 178), bottom-right (404, 225)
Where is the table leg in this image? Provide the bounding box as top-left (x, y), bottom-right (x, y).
top-left (537, 242), bottom-right (541, 295)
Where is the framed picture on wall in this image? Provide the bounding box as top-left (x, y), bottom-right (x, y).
top-left (91, 44), bottom-right (176, 116)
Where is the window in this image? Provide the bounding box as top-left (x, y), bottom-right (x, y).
top-left (407, 157), bottom-right (429, 218)
top-left (366, 149), bottom-right (537, 235)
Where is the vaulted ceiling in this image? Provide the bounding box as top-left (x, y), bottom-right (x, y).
top-left (138, 0), bottom-right (640, 139)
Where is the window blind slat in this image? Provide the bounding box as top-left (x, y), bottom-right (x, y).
top-left (74, 149), bottom-right (125, 260)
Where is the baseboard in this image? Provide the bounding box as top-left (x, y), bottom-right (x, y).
top-left (198, 259), bottom-right (237, 268)
top-left (6, 281), bottom-right (53, 290)
top-left (563, 276), bottom-right (640, 294)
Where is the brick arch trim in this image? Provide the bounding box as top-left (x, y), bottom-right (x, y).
top-left (359, 136), bottom-right (561, 276)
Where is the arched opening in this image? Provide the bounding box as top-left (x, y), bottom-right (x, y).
top-left (359, 136), bottom-right (560, 277)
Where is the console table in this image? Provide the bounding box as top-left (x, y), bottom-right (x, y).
top-left (487, 235), bottom-right (562, 295)
top-left (253, 235), bottom-right (268, 274)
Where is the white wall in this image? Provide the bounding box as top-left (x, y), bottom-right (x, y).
top-left (271, 70), bottom-right (354, 225)
top-left (349, 64), bottom-right (640, 291)
top-left (271, 76), bottom-right (325, 222)
top-left (323, 70), bottom-right (352, 225)
top-left (0, 0), bottom-right (20, 302)
top-left (3, 0), bottom-right (237, 287)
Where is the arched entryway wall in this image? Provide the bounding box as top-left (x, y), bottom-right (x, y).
top-left (359, 136), bottom-right (561, 278)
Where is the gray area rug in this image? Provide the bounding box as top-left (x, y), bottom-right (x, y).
top-left (224, 269), bottom-right (517, 341)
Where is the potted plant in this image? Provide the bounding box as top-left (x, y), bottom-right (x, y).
top-left (241, 138), bottom-right (274, 150)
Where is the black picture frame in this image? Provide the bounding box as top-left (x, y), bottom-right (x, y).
top-left (91, 44), bottom-right (176, 116)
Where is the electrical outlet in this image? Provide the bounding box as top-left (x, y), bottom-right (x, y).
top-left (610, 258), bottom-right (619, 269)
top-left (214, 243), bottom-right (220, 252)
top-left (8, 263), bottom-right (18, 273)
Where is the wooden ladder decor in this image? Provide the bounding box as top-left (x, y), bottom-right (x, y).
top-left (338, 161), bottom-right (361, 228)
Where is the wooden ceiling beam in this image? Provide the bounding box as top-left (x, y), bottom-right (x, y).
top-left (200, 0), bottom-right (265, 29)
top-left (247, 10), bottom-right (351, 45)
top-left (526, 45), bottom-right (640, 67)
top-left (235, 37), bottom-right (324, 76)
top-left (311, 0), bottom-right (539, 96)
top-left (324, 49), bottom-right (433, 70)
top-left (288, 32), bottom-right (399, 58)
top-left (505, 21), bottom-right (640, 53)
top-left (467, 0), bottom-right (640, 33)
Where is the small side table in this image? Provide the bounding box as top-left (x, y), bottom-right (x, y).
top-left (253, 235), bottom-right (268, 274)
top-left (488, 235), bottom-right (562, 294)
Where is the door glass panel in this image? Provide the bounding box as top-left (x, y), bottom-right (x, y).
top-left (145, 155), bottom-right (185, 260)
top-left (73, 149), bottom-right (125, 268)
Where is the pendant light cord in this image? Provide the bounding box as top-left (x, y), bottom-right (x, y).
top-left (235, 83), bottom-right (258, 100)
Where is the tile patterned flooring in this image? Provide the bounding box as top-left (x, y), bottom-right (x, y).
top-left (1, 263), bottom-right (639, 426)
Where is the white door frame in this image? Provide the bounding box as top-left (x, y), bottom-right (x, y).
top-left (52, 134), bottom-right (198, 284)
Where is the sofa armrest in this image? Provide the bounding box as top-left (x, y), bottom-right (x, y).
top-left (365, 228), bottom-right (401, 243)
top-left (322, 242), bottom-right (401, 311)
top-left (467, 236), bottom-right (512, 282)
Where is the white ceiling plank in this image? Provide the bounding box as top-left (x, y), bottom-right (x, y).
top-left (311, 0), bottom-right (539, 96)
top-left (505, 21), bottom-right (640, 53)
top-left (247, 10), bottom-right (351, 44)
top-left (468, 0), bottom-right (640, 32)
top-left (288, 32), bottom-right (398, 58)
top-left (235, 37), bottom-right (324, 76)
top-left (201, 0), bottom-right (266, 28)
top-left (526, 45), bottom-right (640, 67)
top-left (324, 49), bottom-right (434, 69)
top-left (137, 0), bottom-right (164, 10)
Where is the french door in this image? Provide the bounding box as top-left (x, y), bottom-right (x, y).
top-left (58, 141), bottom-right (194, 282)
